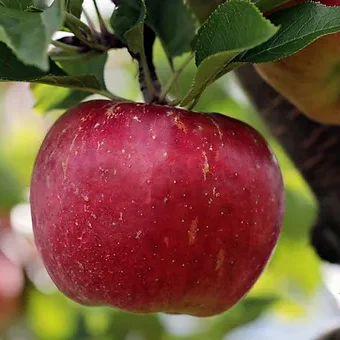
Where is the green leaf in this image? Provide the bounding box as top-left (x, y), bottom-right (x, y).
top-left (180, 0), bottom-right (279, 106)
top-left (32, 85), bottom-right (90, 113)
top-left (0, 42), bottom-right (65, 81)
top-left (32, 52), bottom-right (107, 113)
top-left (111, 0), bottom-right (146, 54)
top-left (0, 162), bottom-right (23, 210)
top-left (37, 74), bottom-right (102, 92)
top-left (111, 0), bottom-right (196, 58)
top-left (0, 42), bottom-right (101, 91)
top-left (32, 84), bottom-right (74, 113)
top-left (65, 0), bottom-right (83, 18)
top-left (0, 0), bottom-right (64, 71)
top-left (0, 42), bottom-right (110, 98)
top-left (125, 3), bottom-right (147, 54)
top-left (0, 0), bottom-right (34, 10)
top-left (145, 0), bottom-right (197, 58)
top-left (53, 90), bottom-right (90, 109)
top-left (194, 0), bottom-right (279, 66)
top-left (58, 52), bottom-right (107, 88)
top-left (238, 2), bottom-right (340, 63)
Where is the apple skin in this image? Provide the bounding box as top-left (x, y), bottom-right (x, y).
top-left (30, 100), bottom-right (284, 317)
top-left (255, 0), bottom-right (340, 124)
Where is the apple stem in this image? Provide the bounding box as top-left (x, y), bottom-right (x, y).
top-left (137, 53), bottom-right (156, 103)
top-left (159, 53), bottom-right (194, 103)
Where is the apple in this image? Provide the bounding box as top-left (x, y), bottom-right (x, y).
top-left (30, 100), bottom-right (284, 317)
top-left (255, 0), bottom-right (340, 124)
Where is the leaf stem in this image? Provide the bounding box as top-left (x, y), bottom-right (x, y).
top-left (65, 18), bottom-right (94, 48)
top-left (159, 53), bottom-right (194, 103)
top-left (82, 8), bottom-right (97, 36)
top-left (93, 0), bottom-right (109, 35)
top-left (168, 98), bottom-right (181, 106)
top-left (65, 13), bottom-right (93, 40)
top-left (50, 40), bottom-right (83, 52)
top-left (64, 13), bottom-right (106, 52)
top-left (95, 89), bottom-right (132, 102)
top-left (187, 95), bottom-right (200, 111)
top-left (49, 50), bottom-right (99, 61)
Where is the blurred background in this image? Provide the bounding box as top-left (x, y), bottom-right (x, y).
top-left (0, 0), bottom-right (340, 339)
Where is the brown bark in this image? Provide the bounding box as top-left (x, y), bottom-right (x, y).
top-left (236, 64), bottom-right (340, 264)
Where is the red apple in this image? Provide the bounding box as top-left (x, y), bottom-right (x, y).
top-left (255, 0), bottom-right (340, 124)
top-left (30, 100), bottom-right (284, 317)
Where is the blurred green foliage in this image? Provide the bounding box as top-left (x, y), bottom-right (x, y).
top-left (0, 40), bottom-right (321, 340)
top-left (0, 162), bottom-right (23, 211)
